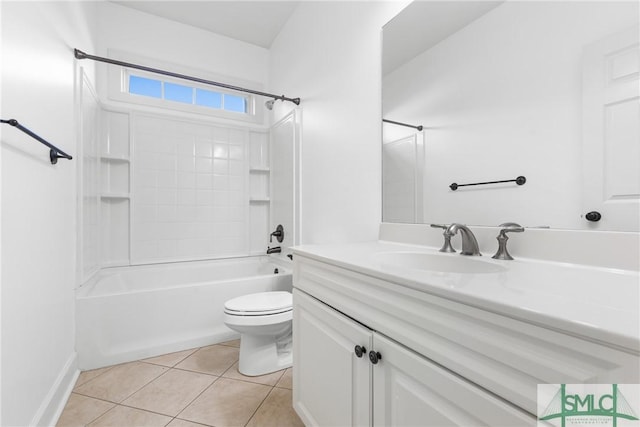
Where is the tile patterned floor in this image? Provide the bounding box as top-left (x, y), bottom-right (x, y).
top-left (57, 340), bottom-right (302, 427)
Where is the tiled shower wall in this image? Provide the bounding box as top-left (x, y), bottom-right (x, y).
top-left (80, 107), bottom-right (271, 275)
top-left (131, 114), bottom-right (266, 264)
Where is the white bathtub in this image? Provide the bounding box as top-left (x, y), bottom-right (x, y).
top-left (76, 257), bottom-right (292, 370)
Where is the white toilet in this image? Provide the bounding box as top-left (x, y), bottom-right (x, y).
top-left (223, 291), bottom-right (293, 376)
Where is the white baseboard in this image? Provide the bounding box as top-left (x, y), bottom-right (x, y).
top-left (30, 352), bottom-right (79, 427)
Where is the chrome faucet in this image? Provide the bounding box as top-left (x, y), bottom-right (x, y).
top-left (446, 223), bottom-right (481, 256)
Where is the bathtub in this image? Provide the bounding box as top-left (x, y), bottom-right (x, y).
top-left (76, 256), bottom-right (292, 370)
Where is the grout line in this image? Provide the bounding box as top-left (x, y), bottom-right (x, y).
top-left (273, 384), bottom-right (293, 390)
top-left (73, 365), bottom-right (116, 389)
top-left (139, 346), bottom-right (200, 368)
top-left (171, 365), bottom-right (226, 378)
top-left (71, 391), bottom-right (121, 405)
top-left (117, 401), bottom-right (183, 419)
top-left (244, 385), bottom-right (275, 427)
top-left (220, 373), bottom-right (285, 388)
top-left (219, 361), bottom-right (239, 377)
top-left (174, 375), bottom-right (221, 421)
top-left (173, 416), bottom-right (216, 427)
top-left (86, 403), bottom-right (119, 426)
top-left (66, 393), bottom-right (117, 426)
top-left (114, 364), bottom-right (171, 405)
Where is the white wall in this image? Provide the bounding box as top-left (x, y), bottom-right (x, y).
top-left (95, 1), bottom-right (269, 123)
top-left (269, 1), bottom-right (408, 244)
top-left (0, 2), bottom-right (97, 425)
top-left (383, 1), bottom-right (638, 229)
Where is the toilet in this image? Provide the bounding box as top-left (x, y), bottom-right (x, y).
top-left (223, 291), bottom-right (293, 376)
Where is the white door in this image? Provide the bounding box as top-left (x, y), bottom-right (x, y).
top-left (372, 333), bottom-right (534, 427)
top-left (582, 25), bottom-right (640, 231)
top-left (293, 289), bottom-right (372, 427)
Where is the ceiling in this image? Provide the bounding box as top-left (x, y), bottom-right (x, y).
top-left (383, 1), bottom-right (503, 76)
top-left (112, 1), bottom-right (300, 49)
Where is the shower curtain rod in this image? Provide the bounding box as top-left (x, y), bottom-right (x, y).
top-left (383, 119), bottom-right (423, 131)
top-left (74, 49), bottom-right (301, 106)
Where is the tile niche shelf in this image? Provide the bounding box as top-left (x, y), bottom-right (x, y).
top-left (99, 110), bottom-right (131, 266)
top-left (249, 197), bottom-right (271, 203)
top-left (100, 193), bottom-right (130, 199)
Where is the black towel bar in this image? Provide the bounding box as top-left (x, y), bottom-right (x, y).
top-left (1, 118), bottom-right (72, 164)
top-left (450, 176), bottom-right (526, 191)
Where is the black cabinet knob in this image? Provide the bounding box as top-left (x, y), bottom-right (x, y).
top-left (369, 350), bottom-right (382, 364)
top-left (585, 211), bottom-right (602, 222)
top-left (354, 345), bottom-right (366, 358)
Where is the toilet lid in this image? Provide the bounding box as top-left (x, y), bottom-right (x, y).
top-left (224, 291), bottom-right (292, 313)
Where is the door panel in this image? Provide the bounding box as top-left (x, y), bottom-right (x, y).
top-left (582, 25), bottom-right (640, 231)
top-left (293, 289), bottom-right (372, 427)
top-left (372, 333), bottom-right (534, 427)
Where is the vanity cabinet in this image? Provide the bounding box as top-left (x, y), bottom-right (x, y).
top-left (293, 289), bottom-right (371, 426)
top-left (293, 289), bottom-right (533, 427)
top-left (292, 251), bottom-right (639, 427)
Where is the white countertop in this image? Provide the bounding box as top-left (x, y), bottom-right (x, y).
top-left (292, 241), bottom-right (640, 352)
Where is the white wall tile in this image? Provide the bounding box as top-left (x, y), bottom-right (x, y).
top-left (131, 114), bottom-right (251, 263)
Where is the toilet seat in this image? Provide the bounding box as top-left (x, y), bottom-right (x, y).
top-left (224, 291), bottom-right (292, 316)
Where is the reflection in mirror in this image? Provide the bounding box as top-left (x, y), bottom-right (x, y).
top-left (382, 1), bottom-right (639, 231)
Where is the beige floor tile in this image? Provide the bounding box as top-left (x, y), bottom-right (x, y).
top-left (123, 369), bottom-right (216, 416)
top-left (87, 405), bottom-right (171, 427)
top-left (56, 393), bottom-right (115, 427)
top-left (143, 348), bottom-right (198, 367)
top-left (74, 361), bottom-right (168, 403)
top-left (246, 388), bottom-right (304, 427)
top-left (167, 419), bottom-right (212, 427)
top-left (178, 377), bottom-right (271, 427)
top-left (218, 339), bottom-right (240, 348)
top-left (175, 345), bottom-right (239, 376)
top-left (74, 366), bottom-right (115, 389)
top-left (222, 362), bottom-right (285, 386)
top-left (275, 368), bottom-right (292, 389)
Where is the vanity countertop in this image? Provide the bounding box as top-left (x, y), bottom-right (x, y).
top-left (292, 241), bottom-right (639, 352)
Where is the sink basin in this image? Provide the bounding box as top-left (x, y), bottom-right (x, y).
top-left (374, 252), bottom-right (507, 274)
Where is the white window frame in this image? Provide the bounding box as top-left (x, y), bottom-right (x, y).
top-left (107, 50), bottom-right (264, 124)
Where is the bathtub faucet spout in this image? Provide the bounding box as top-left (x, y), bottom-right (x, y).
top-left (266, 246), bottom-right (282, 254)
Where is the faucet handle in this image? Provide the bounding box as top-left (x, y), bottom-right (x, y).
top-left (492, 223), bottom-right (524, 260)
top-left (498, 223), bottom-right (524, 235)
top-left (498, 222), bottom-right (523, 229)
top-left (430, 224), bottom-right (456, 253)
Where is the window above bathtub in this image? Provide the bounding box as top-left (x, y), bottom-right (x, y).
top-left (106, 50), bottom-right (263, 124)
top-left (127, 73), bottom-right (250, 114)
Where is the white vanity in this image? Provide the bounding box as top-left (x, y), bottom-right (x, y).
top-left (290, 239), bottom-right (639, 426)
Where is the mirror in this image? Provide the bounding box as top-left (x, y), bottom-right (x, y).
top-left (382, 1), bottom-right (639, 231)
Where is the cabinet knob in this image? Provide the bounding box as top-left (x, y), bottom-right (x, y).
top-left (369, 350), bottom-right (382, 364)
top-left (354, 345), bottom-right (366, 358)
top-left (585, 211), bottom-right (602, 222)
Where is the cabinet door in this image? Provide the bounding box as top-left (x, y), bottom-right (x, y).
top-left (372, 333), bottom-right (534, 427)
top-left (293, 289), bottom-right (372, 427)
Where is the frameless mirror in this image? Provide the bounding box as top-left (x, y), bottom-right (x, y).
top-left (382, 1), bottom-right (639, 231)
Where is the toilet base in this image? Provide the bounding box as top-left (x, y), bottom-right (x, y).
top-left (238, 329), bottom-right (292, 376)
